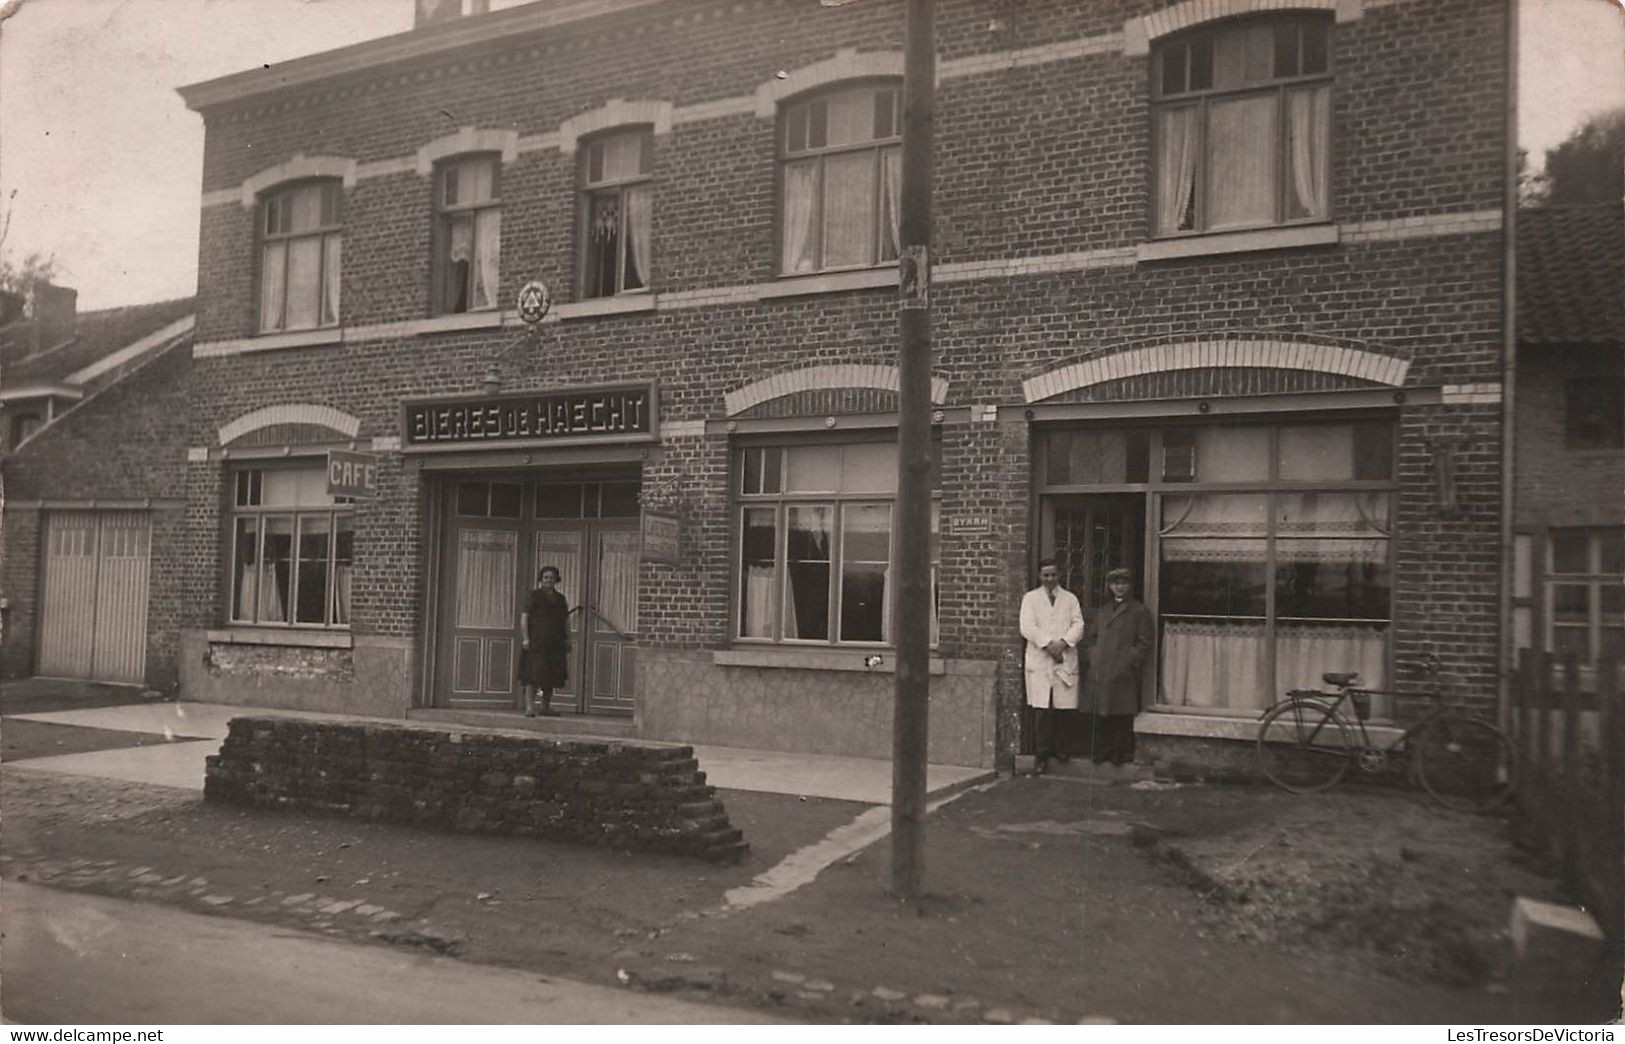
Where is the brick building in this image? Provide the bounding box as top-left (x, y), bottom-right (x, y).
top-left (1511, 204), bottom-right (1624, 684)
top-left (174, 0), bottom-right (1512, 769)
top-left (1, 294), bottom-right (197, 687)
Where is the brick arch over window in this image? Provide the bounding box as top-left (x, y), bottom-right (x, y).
top-left (415, 128), bottom-right (519, 175)
top-left (558, 100), bottom-right (673, 155)
top-left (1021, 338), bottom-right (1408, 403)
top-left (725, 364), bottom-right (949, 417)
top-left (1124, 0), bottom-right (1363, 56)
top-left (238, 155), bottom-right (358, 208)
top-left (753, 49), bottom-right (904, 118)
top-left (218, 404), bottom-right (362, 446)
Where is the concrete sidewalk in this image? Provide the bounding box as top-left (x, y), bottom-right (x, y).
top-left (7, 701), bottom-right (990, 804)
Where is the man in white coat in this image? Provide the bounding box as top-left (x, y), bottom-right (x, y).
top-left (1020, 557), bottom-right (1085, 774)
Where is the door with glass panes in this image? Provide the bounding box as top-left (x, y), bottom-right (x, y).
top-left (436, 477), bottom-right (639, 714)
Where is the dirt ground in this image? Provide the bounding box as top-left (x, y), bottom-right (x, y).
top-left (3, 680), bottom-right (1616, 1024)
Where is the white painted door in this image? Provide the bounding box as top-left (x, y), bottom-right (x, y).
top-left (38, 511), bottom-right (150, 684)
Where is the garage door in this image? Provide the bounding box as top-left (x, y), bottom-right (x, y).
top-left (37, 511), bottom-right (150, 684)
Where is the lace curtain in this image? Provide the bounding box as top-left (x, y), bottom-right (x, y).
top-left (624, 187), bottom-right (651, 290)
top-left (782, 161), bottom-right (819, 273)
top-left (1287, 86), bottom-right (1330, 220)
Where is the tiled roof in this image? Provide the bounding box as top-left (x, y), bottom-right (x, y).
top-left (1518, 205), bottom-right (1624, 347)
top-left (3, 297), bottom-right (195, 386)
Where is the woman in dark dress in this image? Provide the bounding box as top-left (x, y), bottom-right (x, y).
top-left (518, 565), bottom-right (571, 716)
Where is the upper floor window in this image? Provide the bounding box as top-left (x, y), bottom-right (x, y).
top-left (1565, 378), bottom-right (1624, 449)
top-left (580, 129), bottom-right (652, 298)
top-left (1152, 16), bottom-right (1332, 237)
top-left (780, 84), bottom-right (901, 275)
top-left (258, 181), bottom-right (342, 333)
top-left (435, 155), bottom-right (502, 314)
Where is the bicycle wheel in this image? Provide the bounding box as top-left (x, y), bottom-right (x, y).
top-left (1413, 716), bottom-right (1516, 812)
top-left (1257, 699), bottom-right (1354, 794)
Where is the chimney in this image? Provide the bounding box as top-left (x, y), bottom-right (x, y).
top-left (415, 0), bottom-right (489, 27)
top-left (33, 283), bottom-right (78, 351)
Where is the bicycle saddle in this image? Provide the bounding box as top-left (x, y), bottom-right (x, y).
top-left (1322, 671), bottom-right (1360, 686)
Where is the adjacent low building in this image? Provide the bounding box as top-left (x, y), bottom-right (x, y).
top-left (1, 292), bottom-right (197, 688)
top-left (166, 0), bottom-right (1512, 770)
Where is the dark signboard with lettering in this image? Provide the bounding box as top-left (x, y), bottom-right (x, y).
top-left (402, 385), bottom-right (655, 449)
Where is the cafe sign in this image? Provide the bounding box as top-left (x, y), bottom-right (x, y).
top-left (402, 384), bottom-right (656, 450)
top-left (327, 449), bottom-right (381, 498)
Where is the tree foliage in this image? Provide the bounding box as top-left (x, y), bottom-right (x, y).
top-left (1527, 106), bottom-right (1625, 206)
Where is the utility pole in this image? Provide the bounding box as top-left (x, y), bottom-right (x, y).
top-left (891, 0), bottom-right (934, 902)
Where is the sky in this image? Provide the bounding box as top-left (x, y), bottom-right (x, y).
top-left (1, 0), bottom-right (1623, 311)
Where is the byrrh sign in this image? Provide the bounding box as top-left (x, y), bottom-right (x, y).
top-left (402, 384), bottom-right (655, 449)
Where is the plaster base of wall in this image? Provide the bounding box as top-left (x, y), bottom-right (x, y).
top-left (181, 630), bottom-right (413, 718)
top-left (636, 648), bottom-right (997, 768)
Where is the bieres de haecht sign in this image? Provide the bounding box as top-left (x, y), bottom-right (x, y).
top-left (403, 385), bottom-right (654, 448)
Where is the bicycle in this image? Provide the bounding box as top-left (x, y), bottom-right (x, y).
top-left (1255, 655), bottom-right (1517, 812)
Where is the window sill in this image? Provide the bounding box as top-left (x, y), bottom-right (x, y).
top-left (1137, 224), bottom-right (1339, 263)
top-left (715, 646), bottom-right (945, 675)
top-left (415, 310), bottom-right (504, 335)
top-left (758, 266), bottom-right (897, 299)
top-left (552, 294), bottom-right (658, 320)
top-left (1141, 708), bottom-right (1403, 745)
top-left (207, 627), bottom-right (354, 650)
top-left (243, 327), bottom-right (346, 352)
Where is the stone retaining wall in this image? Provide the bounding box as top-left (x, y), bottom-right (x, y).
top-left (204, 717), bottom-right (747, 862)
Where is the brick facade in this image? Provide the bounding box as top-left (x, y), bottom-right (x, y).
top-left (178, 0), bottom-right (1510, 768)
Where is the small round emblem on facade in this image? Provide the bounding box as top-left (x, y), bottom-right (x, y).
top-left (516, 280), bottom-right (551, 325)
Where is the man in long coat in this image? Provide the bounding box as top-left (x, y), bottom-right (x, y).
top-left (1084, 567), bottom-right (1155, 765)
top-left (1020, 557), bottom-right (1085, 774)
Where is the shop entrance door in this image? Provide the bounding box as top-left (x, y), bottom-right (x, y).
top-left (1028, 493), bottom-right (1145, 756)
top-left (530, 521), bottom-right (638, 715)
top-left (1040, 494), bottom-right (1145, 616)
top-left (434, 477), bottom-right (640, 714)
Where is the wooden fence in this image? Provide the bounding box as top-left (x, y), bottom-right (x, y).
top-left (1510, 652), bottom-right (1624, 942)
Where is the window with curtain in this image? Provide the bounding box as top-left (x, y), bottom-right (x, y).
top-left (435, 155), bottom-right (502, 314)
top-left (258, 181), bottom-right (342, 332)
top-left (735, 441), bottom-right (938, 646)
top-left (229, 466), bottom-right (354, 628)
top-left (779, 84), bottom-right (902, 275)
top-left (580, 129), bottom-right (653, 298)
top-left (1152, 15), bottom-right (1332, 237)
top-left (1153, 420), bottom-right (1394, 714)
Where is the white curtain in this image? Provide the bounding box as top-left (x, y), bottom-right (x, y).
top-left (1288, 86), bottom-right (1330, 219)
top-left (1275, 492), bottom-right (1390, 561)
top-left (880, 147), bottom-right (901, 260)
top-left (259, 243), bottom-right (286, 332)
top-left (332, 565), bottom-right (352, 626)
top-left (822, 152), bottom-right (874, 268)
top-left (322, 235), bottom-right (341, 325)
top-left (286, 238), bottom-right (322, 329)
top-left (597, 531), bottom-right (640, 634)
top-left (1207, 95), bottom-right (1277, 229)
top-left (1156, 106), bottom-right (1199, 234)
top-left (782, 160), bottom-right (819, 273)
top-left (455, 529), bottom-right (515, 630)
top-left (624, 186), bottom-right (652, 290)
top-left (743, 567), bottom-right (776, 638)
top-left (1275, 624), bottom-right (1388, 699)
top-left (1161, 620), bottom-right (1269, 710)
top-left (474, 210), bottom-right (500, 309)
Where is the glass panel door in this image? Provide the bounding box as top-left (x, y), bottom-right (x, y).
top-left (535, 528), bottom-right (585, 711)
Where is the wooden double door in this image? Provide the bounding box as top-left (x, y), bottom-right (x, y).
top-left (435, 478), bottom-right (639, 716)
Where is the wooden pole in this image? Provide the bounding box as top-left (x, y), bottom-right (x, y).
top-left (891, 0), bottom-right (935, 902)
top-left (1561, 653), bottom-right (1582, 890)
